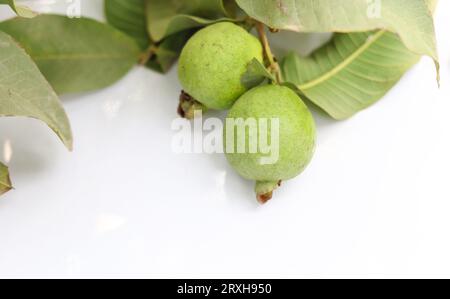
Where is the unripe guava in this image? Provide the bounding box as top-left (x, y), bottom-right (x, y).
top-left (224, 85), bottom-right (316, 203)
top-left (178, 22), bottom-right (263, 110)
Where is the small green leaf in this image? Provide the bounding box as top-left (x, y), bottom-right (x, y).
top-left (105, 0), bottom-right (150, 50)
top-left (147, 30), bottom-right (193, 73)
top-left (0, 31), bottom-right (73, 150)
top-left (0, 162), bottom-right (12, 196)
top-left (282, 31), bottom-right (420, 120)
top-left (0, 0), bottom-right (37, 18)
top-left (236, 0), bottom-right (438, 64)
top-left (241, 58), bottom-right (275, 89)
top-left (0, 15), bottom-right (141, 94)
top-left (146, 0), bottom-right (232, 42)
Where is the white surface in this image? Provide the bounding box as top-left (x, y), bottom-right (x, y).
top-left (1, 1), bottom-right (450, 278)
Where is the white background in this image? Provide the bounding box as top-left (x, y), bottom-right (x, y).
top-left (0, 1), bottom-right (449, 278)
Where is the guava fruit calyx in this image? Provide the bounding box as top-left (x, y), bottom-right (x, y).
top-left (256, 180), bottom-right (282, 204)
top-left (178, 90), bottom-right (207, 120)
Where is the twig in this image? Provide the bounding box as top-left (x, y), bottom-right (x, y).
top-left (256, 21), bottom-right (283, 84)
top-left (139, 44), bottom-right (158, 65)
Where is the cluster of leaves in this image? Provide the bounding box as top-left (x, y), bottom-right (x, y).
top-left (0, 0), bottom-right (439, 196)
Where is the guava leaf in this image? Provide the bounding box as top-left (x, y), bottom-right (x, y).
top-left (236, 0), bottom-right (438, 64)
top-left (0, 162), bottom-right (12, 196)
top-left (0, 0), bottom-right (36, 18)
top-left (104, 0), bottom-right (192, 73)
top-left (0, 31), bottom-right (73, 150)
top-left (282, 31), bottom-right (420, 120)
top-left (145, 0), bottom-right (233, 42)
top-left (105, 0), bottom-right (151, 50)
top-left (147, 30), bottom-right (194, 73)
top-left (0, 15), bottom-right (141, 94)
top-left (241, 58), bottom-right (275, 89)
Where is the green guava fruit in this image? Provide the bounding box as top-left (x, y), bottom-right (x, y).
top-left (224, 85), bottom-right (316, 203)
top-left (178, 22), bottom-right (263, 111)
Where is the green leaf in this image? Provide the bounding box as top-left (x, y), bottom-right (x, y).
top-left (104, 0), bottom-right (191, 73)
top-left (0, 0), bottom-right (36, 18)
top-left (0, 162), bottom-right (12, 196)
top-left (241, 58), bottom-right (275, 89)
top-left (146, 0), bottom-right (232, 42)
top-left (236, 0), bottom-right (438, 63)
top-left (105, 0), bottom-right (150, 50)
top-left (0, 15), bottom-right (141, 94)
top-left (282, 31), bottom-right (420, 120)
top-left (0, 31), bottom-right (73, 150)
top-left (147, 30), bottom-right (193, 73)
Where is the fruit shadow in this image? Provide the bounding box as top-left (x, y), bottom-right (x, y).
top-left (201, 110), bottom-right (261, 207)
top-left (208, 153), bottom-right (261, 207)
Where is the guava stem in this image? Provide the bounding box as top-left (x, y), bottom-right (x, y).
top-left (255, 180), bottom-right (282, 204)
top-left (255, 22), bottom-right (283, 84)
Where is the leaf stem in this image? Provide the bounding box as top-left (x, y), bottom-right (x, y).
top-left (255, 21), bottom-right (283, 84)
top-left (139, 44), bottom-right (158, 65)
